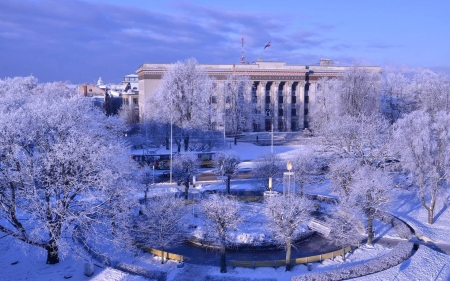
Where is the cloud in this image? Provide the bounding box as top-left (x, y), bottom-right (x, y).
top-left (366, 42), bottom-right (403, 49)
top-left (0, 0), bottom-right (334, 83)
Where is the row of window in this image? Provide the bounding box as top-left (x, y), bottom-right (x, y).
top-left (123, 98), bottom-right (139, 105)
top-left (265, 109), bottom-right (297, 117)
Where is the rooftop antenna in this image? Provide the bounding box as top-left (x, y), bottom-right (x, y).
top-left (240, 34), bottom-right (245, 64)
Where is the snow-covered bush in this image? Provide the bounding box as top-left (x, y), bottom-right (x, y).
top-left (292, 241), bottom-right (415, 281)
top-left (375, 212), bottom-right (412, 239)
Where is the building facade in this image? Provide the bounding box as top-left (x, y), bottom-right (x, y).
top-left (136, 60), bottom-right (381, 131)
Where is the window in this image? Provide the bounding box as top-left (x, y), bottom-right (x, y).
top-left (265, 96), bottom-right (271, 103)
top-left (133, 98), bottom-right (138, 105)
top-left (278, 96), bottom-right (283, 103)
top-left (291, 108), bottom-right (296, 116)
top-left (304, 96), bottom-right (309, 103)
top-left (278, 109), bottom-right (283, 116)
top-left (316, 83), bottom-right (321, 91)
top-left (211, 96), bottom-right (217, 104)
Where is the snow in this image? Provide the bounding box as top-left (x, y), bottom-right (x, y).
top-left (1, 141), bottom-right (450, 280)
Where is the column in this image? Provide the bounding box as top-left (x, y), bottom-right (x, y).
top-left (271, 81), bottom-right (279, 131)
top-left (258, 81), bottom-right (266, 131)
top-left (297, 81), bottom-right (306, 130)
top-left (284, 82), bottom-right (292, 131)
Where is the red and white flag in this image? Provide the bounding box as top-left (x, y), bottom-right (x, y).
top-left (264, 42), bottom-right (271, 49)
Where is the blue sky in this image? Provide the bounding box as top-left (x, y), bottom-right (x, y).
top-left (1, 0), bottom-right (449, 84)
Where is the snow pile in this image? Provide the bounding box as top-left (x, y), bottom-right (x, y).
top-left (353, 245), bottom-right (450, 280)
top-left (115, 262), bottom-right (167, 281)
top-left (375, 211), bottom-right (412, 239)
top-left (292, 241), bottom-right (415, 281)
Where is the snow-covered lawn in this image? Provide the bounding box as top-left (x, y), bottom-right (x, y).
top-left (1, 142), bottom-right (450, 280)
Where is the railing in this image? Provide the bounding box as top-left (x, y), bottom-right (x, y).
top-left (229, 246), bottom-right (353, 269)
top-left (137, 245), bottom-right (184, 262)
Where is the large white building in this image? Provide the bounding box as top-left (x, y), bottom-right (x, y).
top-left (136, 59), bottom-right (381, 131)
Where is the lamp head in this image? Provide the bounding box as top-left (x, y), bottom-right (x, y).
top-left (287, 160), bottom-right (292, 171)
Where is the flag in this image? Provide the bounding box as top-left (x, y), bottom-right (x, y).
top-left (264, 42), bottom-right (271, 49)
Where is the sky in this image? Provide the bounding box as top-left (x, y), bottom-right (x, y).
top-left (1, 0), bottom-right (449, 84)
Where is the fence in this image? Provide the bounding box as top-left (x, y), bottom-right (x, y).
top-left (229, 246), bottom-right (353, 269)
top-left (137, 244), bottom-right (184, 262)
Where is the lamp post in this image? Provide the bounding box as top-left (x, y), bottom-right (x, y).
top-left (152, 165), bottom-right (155, 187)
top-left (169, 118), bottom-right (173, 184)
top-left (283, 160), bottom-right (294, 195)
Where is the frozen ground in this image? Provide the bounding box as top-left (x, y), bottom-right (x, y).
top-left (1, 141), bottom-right (450, 280)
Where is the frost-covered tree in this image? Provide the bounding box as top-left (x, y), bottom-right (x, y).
top-left (339, 66), bottom-right (381, 117)
top-left (222, 74), bottom-right (253, 135)
top-left (309, 77), bottom-right (340, 131)
top-left (413, 70), bottom-right (450, 114)
top-left (139, 164), bottom-right (155, 204)
top-left (380, 70), bottom-right (417, 123)
top-left (253, 153), bottom-right (284, 190)
top-left (291, 148), bottom-right (317, 196)
top-left (328, 158), bottom-right (360, 201)
top-left (0, 77), bottom-right (138, 264)
top-left (118, 104), bottom-right (139, 125)
top-left (135, 194), bottom-right (186, 263)
top-left (324, 211), bottom-right (363, 258)
top-left (264, 194), bottom-right (313, 271)
top-left (172, 154), bottom-right (198, 200)
top-left (201, 194), bottom-right (242, 273)
top-left (321, 113), bottom-right (391, 166)
top-left (147, 58), bottom-right (214, 152)
top-left (349, 165), bottom-right (391, 245)
top-left (310, 67), bottom-right (381, 132)
top-left (393, 110), bottom-right (450, 224)
top-left (214, 152), bottom-right (240, 195)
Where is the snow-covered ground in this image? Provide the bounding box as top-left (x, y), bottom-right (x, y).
top-left (1, 141), bottom-right (450, 281)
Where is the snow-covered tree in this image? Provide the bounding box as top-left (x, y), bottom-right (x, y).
top-left (201, 194), bottom-right (242, 273)
top-left (309, 77), bottom-right (340, 132)
top-left (222, 74), bottom-right (253, 135)
top-left (339, 66), bottom-right (381, 117)
top-left (393, 110), bottom-right (450, 224)
top-left (413, 69), bottom-right (450, 114)
top-left (172, 154), bottom-right (198, 200)
top-left (348, 165), bottom-right (392, 245)
top-left (214, 152), bottom-right (240, 194)
top-left (321, 113), bottom-right (391, 166)
top-left (328, 158), bottom-right (360, 201)
top-left (135, 194), bottom-right (187, 264)
top-left (380, 70), bottom-right (417, 123)
top-left (139, 164), bottom-right (155, 204)
top-left (264, 194), bottom-right (313, 271)
top-left (0, 77), bottom-right (138, 264)
top-left (253, 153), bottom-right (284, 190)
top-left (324, 211), bottom-right (363, 258)
top-left (291, 148), bottom-right (317, 196)
top-left (146, 58), bottom-right (214, 152)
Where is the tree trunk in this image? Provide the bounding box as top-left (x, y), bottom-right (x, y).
top-left (226, 175), bottom-right (231, 195)
top-left (220, 244), bottom-right (227, 273)
top-left (427, 208), bottom-right (434, 224)
top-left (46, 239), bottom-right (59, 264)
top-left (161, 246), bottom-right (165, 264)
top-left (184, 136), bottom-right (189, 152)
top-left (184, 182), bottom-right (189, 200)
top-left (285, 240), bottom-right (292, 271)
top-left (367, 215), bottom-right (373, 246)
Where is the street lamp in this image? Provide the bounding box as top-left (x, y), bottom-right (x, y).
top-left (284, 160), bottom-right (294, 195)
